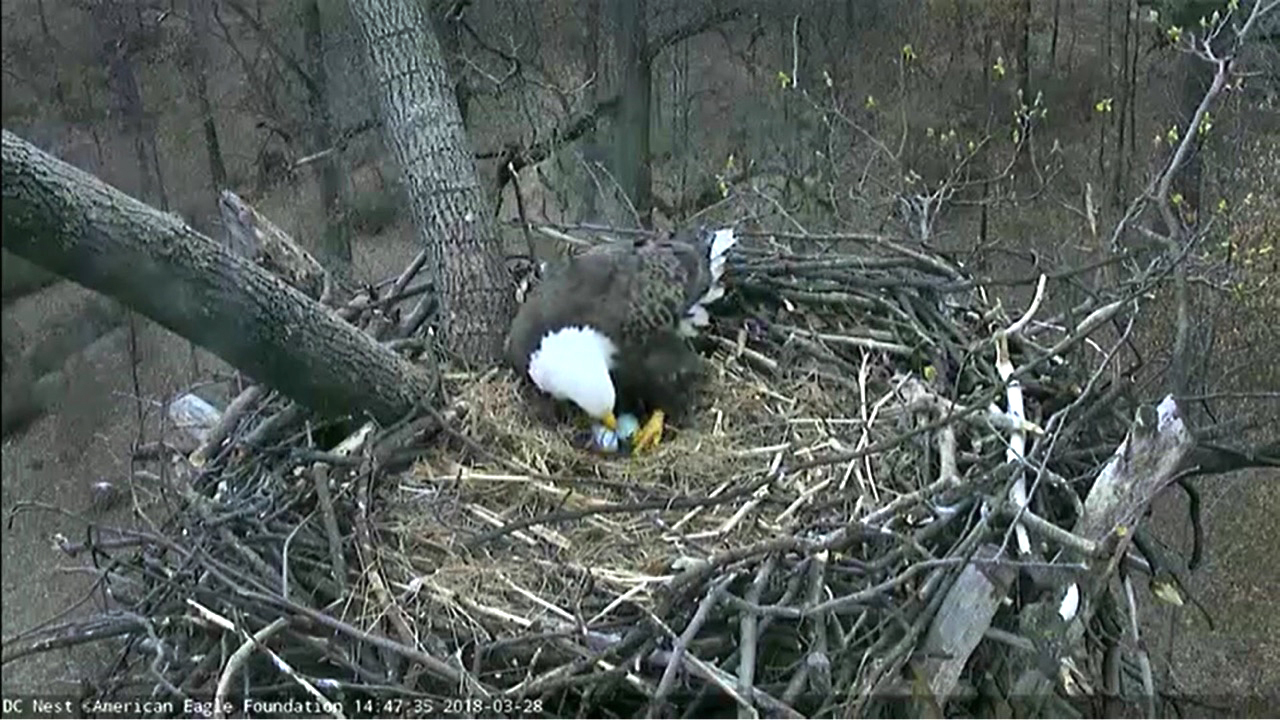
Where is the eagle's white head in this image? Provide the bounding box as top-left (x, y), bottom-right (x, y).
top-left (527, 326), bottom-right (619, 429)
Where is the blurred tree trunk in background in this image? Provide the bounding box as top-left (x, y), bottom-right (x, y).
top-left (1159, 0), bottom-right (1224, 225)
top-left (90, 0), bottom-right (169, 210)
top-left (185, 0), bottom-right (228, 202)
top-left (611, 0), bottom-right (653, 227)
top-left (302, 0), bottom-right (353, 277)
top-left (581, 0), bottom-right (604, 223)
top-left (346, 0), bottom-right (515, 365)
top-left (34, 0), bottom-right (67, 111)
top-left (1015, 0), bottom-right (1032, 101)
top-left (1171, 51), bottom-right (1212, 222)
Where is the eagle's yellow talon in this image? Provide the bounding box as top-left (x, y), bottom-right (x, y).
top-left (631, 410), bottom-right (665, 454)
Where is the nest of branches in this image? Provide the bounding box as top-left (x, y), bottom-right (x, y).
top-left (10, 228), bottom-right (1165, 718)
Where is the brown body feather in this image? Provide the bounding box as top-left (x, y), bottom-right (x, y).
top-left (505, 235), bottom-right (715, 419)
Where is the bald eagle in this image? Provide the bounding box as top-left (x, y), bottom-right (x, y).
top-left (505, 228), bottom-right (737, 453)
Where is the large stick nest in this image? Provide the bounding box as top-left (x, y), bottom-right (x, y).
top-left (10, 229), bottom-right (1149, 718)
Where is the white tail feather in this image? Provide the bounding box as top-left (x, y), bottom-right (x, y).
top-left (707, 228), bottom-right (736, 284)
top-left (682, 228), bottom-right (737, 335)
top-left (687, 304), bottom-right (710, 326)
top-left (701, 285), bottom-right (725, 304)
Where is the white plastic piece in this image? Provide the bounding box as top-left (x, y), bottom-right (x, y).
top-left (1058, 582), bottom-right (1081, 622)
top-left (169, 393), bottom-right (222, 444)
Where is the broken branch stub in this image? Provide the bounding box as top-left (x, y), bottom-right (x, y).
top-left (1076, 396), bottom-right (1194, 545)
top-left (1023, 395), bottom-right (1196, 704)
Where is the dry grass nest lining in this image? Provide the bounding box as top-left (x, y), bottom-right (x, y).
top-left (376, 345), bottom-right (925, 627)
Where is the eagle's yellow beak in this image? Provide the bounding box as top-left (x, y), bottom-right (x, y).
top-left (601, 411), bottom-right (618, 431)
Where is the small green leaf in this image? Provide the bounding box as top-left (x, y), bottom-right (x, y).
top-left (1198, 112), bottom-right (1214, 137)
top-left (777, 70), bottom-right (791, 89)
top-left (1167, 25), bottom-right (1183, 43)
top-left (993, 56), bottom-right (1006, 78)
top-left (901, 44), bottom-right (916, 62)
top-left (1151, 578), bottom-right (1185, 606)
top-left (865, 95), bottom-right (878, 109)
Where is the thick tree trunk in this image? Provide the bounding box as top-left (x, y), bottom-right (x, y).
top-left (1016, 0), bottom-right (1032, 101)
top-left (187, 0), bottom-right (228, 197)
top-left (91, 0), bottom-right (169, 210)
top-left (2, 130), bottom-right (437, 423)
top-left (35, 0), bottom-right (66, 110)
top-left (581, 0), bottom-right (604, 223)
top-left (612, 0), bottom-right (653, 227)
top-left (432, 1), bottom-right (470, 127)
top-left (302, 0), bottom-right (352, 276)
top-left (346, 0), bottom-right (514, 365)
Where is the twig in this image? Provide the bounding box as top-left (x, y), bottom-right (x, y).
top-left (649, 573), bottom-right (736, 716)
top-left (1122, 574), bottom-right (1155, 718)
top-left (995, 504), bottom-right (1099, 557)
top-left (354, 466), bottom-right (425, 686)
top-left (213, 617), bottom-right (290, 719)
top-left (736, 555), bottom-right (775, 718)
top-left (309, 465), bottom-right (347, 594)
top-left (191, 384), bottom-right (267, 467)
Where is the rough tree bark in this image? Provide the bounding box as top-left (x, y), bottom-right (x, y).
top-left (2, 130), bottom-right (436, 423)
top-left (581, 0), bottom-right (604, 223)
top-left (91, 0), bottom-right (168, 210)
top-left (302, 0), bottom-right (353, 275)
top-left (35, 0), bottom-right (67, 110)
top-left (346, 0), bottom-right (515, 365)
top-left (186, 0), bottom-right (228, 199)
top-left (611, 0), bottom-right (653, 227)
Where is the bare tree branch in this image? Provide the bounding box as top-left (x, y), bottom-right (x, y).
top-left (2, 130), bottom-right (438, 423)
